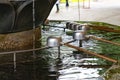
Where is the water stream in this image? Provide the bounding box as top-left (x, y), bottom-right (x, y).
top-left (42, 21), bottom-right (111, 80)
top-left (0, 21), bottom-right (119, 80)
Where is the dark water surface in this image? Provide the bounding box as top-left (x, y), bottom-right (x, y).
top-left (0, 56), bottom-right (50, 80)
top-left (0, 54), bottom-right (106, 80)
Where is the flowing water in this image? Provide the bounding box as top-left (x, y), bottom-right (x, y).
top-left (0, 21), bottom-right (119, 80)
top-left (41, 21), bottom-right (112, 80)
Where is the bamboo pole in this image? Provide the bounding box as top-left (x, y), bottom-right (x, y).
top-left (63, 43), bottom-right (117, 63)
top-left (89, 25), bottom-right (120, 33)
top-left (89, 36), bottom-right (120, 46)
top-left (32, 0), bottom-right (36, 58)
top-left (0, 46), bottom-right (49, 55)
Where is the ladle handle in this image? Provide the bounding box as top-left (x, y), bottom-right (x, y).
top-left (64, 43), bottom-right (117, 63)
top-left (90, 36), bottom-right (120, 46)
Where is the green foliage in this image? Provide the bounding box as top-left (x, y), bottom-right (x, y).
top-left (76, 21), bottom-right (120, 30)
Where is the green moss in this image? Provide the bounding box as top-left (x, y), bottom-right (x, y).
top-left (66, 31), bottom-right (74, 36)
top-left (76, 21), bottom-right (120, 30)
top-left (109, 68), bottom-right (120, 73)
top-left (104, 65), bottom-right (120, 80)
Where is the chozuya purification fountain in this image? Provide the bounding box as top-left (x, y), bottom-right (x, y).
top-left (46, 22), bottom-right (120, 80)
top-left (0, 0), bottom-right (56, 51)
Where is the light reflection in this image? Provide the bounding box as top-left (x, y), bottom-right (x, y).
top-left (58, 66), bottom-right (102, 80)
top-left (43, 22), bottom-right (106, 80)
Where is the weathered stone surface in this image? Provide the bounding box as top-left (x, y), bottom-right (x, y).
top-left (0, 27), bottom-right (41, 52)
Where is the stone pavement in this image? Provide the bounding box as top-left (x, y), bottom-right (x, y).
top-left (48, 0), bottom-right (120, 26)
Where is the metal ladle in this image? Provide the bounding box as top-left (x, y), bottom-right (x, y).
top-left (47, 36), bottom-right (62, 65)
top-left (47, 36), bottom-right (62, 47)
top-left (73, 31), bottom-right (86, 40)
top-left (73, 31), bottom-right (86, 48)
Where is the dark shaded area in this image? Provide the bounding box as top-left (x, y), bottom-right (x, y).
top-left (0, 0), bottom-right (56, 34)
top-left (0, 57), bottom-right (50, 80)
top-left (0, 1), bottom-right (15, 33)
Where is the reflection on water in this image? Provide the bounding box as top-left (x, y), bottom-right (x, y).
top-left (0, 21), bottom-right (114, 80)
top-left (0, 58), bottom-right (49, 80)
top-left (58, 67), bottom-right (101, 79)
top-left (42, 21), bottom-right (109, 80)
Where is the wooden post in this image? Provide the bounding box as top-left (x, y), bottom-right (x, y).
top-left (83, 0), bottom-right (85, 8)
top-left (78, 0), bottom-right (80, 20)
top-left (64, 43), bottom-right (117, 63)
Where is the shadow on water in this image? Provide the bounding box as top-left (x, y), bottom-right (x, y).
top-left (0, 50), bottom-right (54, 80)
